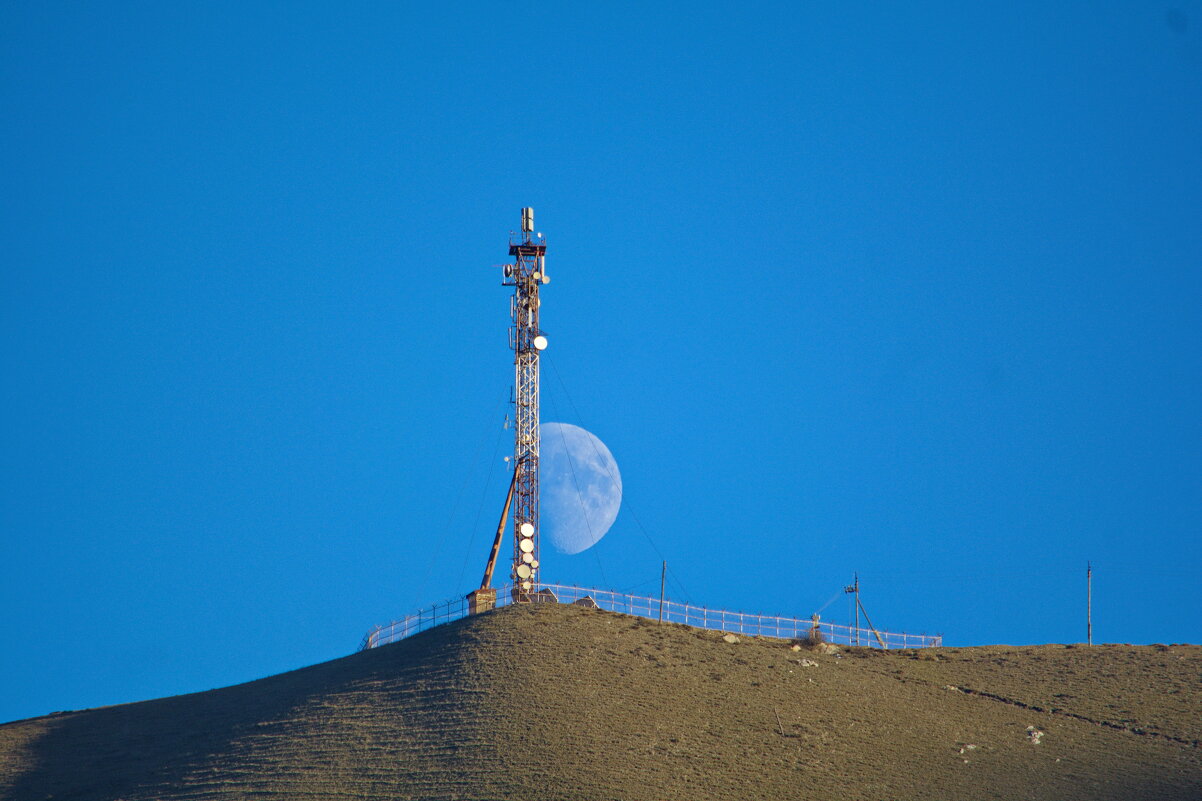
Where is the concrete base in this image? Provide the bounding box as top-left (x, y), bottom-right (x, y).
top-left (467, 588), bottom-right (497, 615)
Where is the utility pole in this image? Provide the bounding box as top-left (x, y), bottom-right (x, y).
top-left (502, 208), bottom-right (548, 599)
top-left (841, 575), bottom-right (887, 649)
top-left (659, 561), bottom-right (667, 623)
top-left (844, 573), bottom-right (860, 646)
top-left (1087, 561), bottom-right (1093, 646)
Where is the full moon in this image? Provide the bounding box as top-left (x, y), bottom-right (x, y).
top-left (540, 422), bottom-right (622, 554)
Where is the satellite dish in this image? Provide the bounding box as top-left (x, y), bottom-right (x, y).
top-left (516, 564), bottom-right (532, 579)
top-left (520, 580), bottom-right (532, 590)
top-left (503, 264), bottom-right (512, 277)
top-left (541, 274), bottom-right (550, 285)
top-left (531, 559), bottom-right (539, 569)
top-left (533, 335), bottom-right (548, 351)
top-left (519, 522), bottom-right (534, 537)
top-left (519, 537), bottom-right (535, 553)
top-left (522, 552), bottom-right (534, 564)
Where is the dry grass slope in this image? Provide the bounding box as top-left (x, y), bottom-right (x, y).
top-left (1, 603), bottom-right (1199, 800)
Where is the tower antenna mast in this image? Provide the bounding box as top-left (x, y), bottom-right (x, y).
top-left (505, 208), bottom-right (548, 598)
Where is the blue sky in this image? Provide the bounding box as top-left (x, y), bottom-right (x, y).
top-left (2, 2), bottom-right (1199, 724)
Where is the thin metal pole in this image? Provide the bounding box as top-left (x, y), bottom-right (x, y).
top-left (854, 574), bottom-right (860, 646)
top-left (659, 560), bottom-right (666, 622)
top-left (1087, 561), bottom-right (1093, 646)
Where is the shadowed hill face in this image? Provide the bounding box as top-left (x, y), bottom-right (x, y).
top-left (1, 604), bottom-right (1200, 801)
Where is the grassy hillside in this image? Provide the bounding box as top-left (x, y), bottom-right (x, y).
top-left (1, 603), bottom-right (1199, 800)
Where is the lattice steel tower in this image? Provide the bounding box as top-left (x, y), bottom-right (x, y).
top-left (503, 208), bottom-right (548, 596)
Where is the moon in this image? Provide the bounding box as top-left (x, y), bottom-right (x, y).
top-left (539, 422), bottom-right (622, 554)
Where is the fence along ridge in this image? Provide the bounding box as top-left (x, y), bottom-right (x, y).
top-left (360, 583), bottom-right (941, 651)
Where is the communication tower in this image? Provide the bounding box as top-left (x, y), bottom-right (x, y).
top-left (504, 208), bottom-right (548, 596)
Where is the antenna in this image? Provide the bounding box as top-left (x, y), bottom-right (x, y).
top-left (504, 208), bottom-right (548, 598)
top-left (1087, 561), bottom-right (1093, 646)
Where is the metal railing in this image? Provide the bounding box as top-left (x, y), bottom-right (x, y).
top-left (359, 583), bottom-right (942, 651)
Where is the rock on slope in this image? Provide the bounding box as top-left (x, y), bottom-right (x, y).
top-left (1, 603), bottom-right (1199, 800)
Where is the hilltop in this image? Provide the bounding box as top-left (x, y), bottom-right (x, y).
top-left (1, 603), bottom-right (1199, 800)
